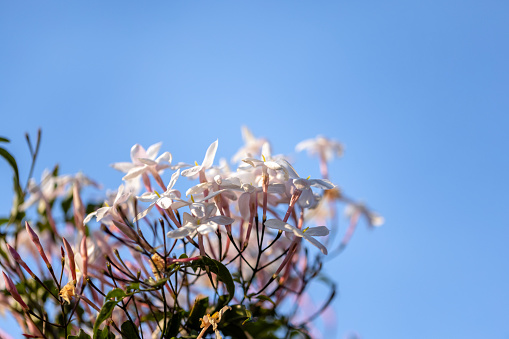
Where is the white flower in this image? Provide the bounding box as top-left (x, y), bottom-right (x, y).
top-left (293, 177), bottom-right (336, 209)
top-left (20, 169), bottom-right (68, 211)
top-left (83, 184), bottom-right (131, 225)
top-left (181, 140), bottom-right (218, 177)
top-left (111, 142), bottom-right (172, 181)
top-left (296, 135), bottom-right (343, 161)
top-left (345, 203), bottom-right (384, 227)
top-left (133, 169), bottom-right (185, 222)
top-left (265, 219), bottom-right (330, 255)
top-left (166, 202), bottom-right (234, 239)
top-left (231, 126), bottom-right (269, 163)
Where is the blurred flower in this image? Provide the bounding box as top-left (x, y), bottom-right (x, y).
top-left (111, 142), bottom-right (172, 181)
top-left (198, 305), bottom-right (231, 339)
top-left (296, 135), bottom-right (343, 162)
top-left (265, 219), bottom-right (330, 255)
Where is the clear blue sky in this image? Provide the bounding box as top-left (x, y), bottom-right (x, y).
top-left (1, 1), bottom-right (508, 338)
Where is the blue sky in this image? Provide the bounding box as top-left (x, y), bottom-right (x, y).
top-left (1, 1), bottom-right (508, 338)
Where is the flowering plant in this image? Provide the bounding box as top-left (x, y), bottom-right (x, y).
top-left (0, 128), bottom-right (382, 338)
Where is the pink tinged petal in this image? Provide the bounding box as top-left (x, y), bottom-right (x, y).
top-left (186, 182), bottom-right (212, 196)
top-left (209, 215), bottom-right (235, 225)
top-left (2, 272), bottom-right (29, 311)
top-left (123, 165), bottom-right (148, 180)
top-left (201, 140), bottom-right (218, 169)
top-left (303, 226), bottom-right (330, 237)
top-left (6, 244), bottom-right (35, 278)
top-left (167, 225), bottom-right (196, 239)
top-left (309, 179), bottom-right (335, 190)
top-left (242, 158), bottom-right (263, 167)
top-left (293, 178), bottom-right (310, 190)
top-left (157, 197), bottom-right (173, 209)
top-left (196, 223), bottom-right (218, 234)
top-left (83, 211), bottom-right (97, 224)
top-left (137, 192), bottom-right (159, 203)
top-left (145, 142), bottom-right (162, 160)
top-left (25, 222), bottom-right (50, 267)
top-left (265, 219), bottom-right (294, 233)
top-left (62, 238), bottom-right (76, 282)
top-left (181, 166), bottom-right (202, 177)
top-left (190, 203), bottom-right (207, 219)
top-left (171, 199), bottom-right (190, 210)
top-left (261, 141), bottom-right (272, 158)
top-left (156, 152), bottom-right (172, 164)
top-left (130, 144), bottom-right (146, 162)
top-left (138, 158), bottom-right (157, 166)
top-left (110, 162), bottom-right (135, 173)
top-left (303, 235), bottom-right (328, 255)
top-left (238, 193), bottom-right (251, 220)
top-left (167, 169), bottom-right (180, 190)
top-left (182, 212), bottom-right (196, 227)
top-left (133, 203), bottom-right (156, 222)
top-left (95, 206), bottom-right (112, 221)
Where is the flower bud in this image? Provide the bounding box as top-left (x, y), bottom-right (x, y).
top-left (2, 271), bottom-right (29, 311)
top-left (6, 244), bottom-right (35, 278)
top-left (62, 238), bottom-right (76, 282)
top-left (25, 221), bottom-right (51, 268)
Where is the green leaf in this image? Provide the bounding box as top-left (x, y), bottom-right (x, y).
top-left (105, 288), bottom-right (126, 301)
top-left (195, 256), bottom-right (235, 307)
top-left (0, 137), bottom-right (10, 143)
top-left (97, 327), bottom-right (115, 339)
top-left (255, 295), bottom-right (276, 307)
top-left (222, 304), bottom-right (252, 325)
top-left (68, 329), bottom-right (92, 339)
top-left (186, 296), bottom-right (209, 329)
top-left (120, 321), bottom-right (139, 339)
top-left (92, 300), bottom-right (118, 338)
top-left (166, 309), bottom-right (183, 338)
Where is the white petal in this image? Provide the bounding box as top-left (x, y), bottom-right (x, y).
top-left (146, 142), bottom-right (162, 160)
top-left (156, 152), bottom-right (172, 165)
top-left (186, 182), bottom-right (212, 196)
top-left (130, 144), bottom-right (146, 162)
top-left (133, 204), bottom-right (155, 222)
top-left (138, 158), bottom-right (157, 166)
top-left (181, 166), bottom-right (202, 177)
top-left (167, 225), bottom-right (196, 239)
top-left (137, 192), bottom-right (158, 203)
top-left (265, 219), bottom-right (301, 237)
top-left (303, 226), bottom-right (330, 237)
top-left (201, 140), bottom-right (218, 169)
top-left (123, 166), bottom-right (148, 180)
top-left (167, 169), bottom-right (180, 190)
top-left (110, 162), bottom-right (135, 173)
top-left (242, 158), bottom-right (263, 167)
top-left (157, 197), bottom-right (173, 209)
top-left (209, 215), bottom-right (235, 225)
top-left (309, 179), bottom-right (335, 190)
top-left (196, 223), bottom-right (218, 234)
top-left (303, 235), bottom-right (328, 255)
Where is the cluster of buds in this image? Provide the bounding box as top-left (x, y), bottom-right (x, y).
top-left (0, 127), bottom-right (382, 339)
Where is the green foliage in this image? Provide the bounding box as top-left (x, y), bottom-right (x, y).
top-left (68, 329), bottom-right (92, 339)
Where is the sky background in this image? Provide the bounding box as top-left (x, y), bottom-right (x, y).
top-left (1, 1), bottom-right (508, 338)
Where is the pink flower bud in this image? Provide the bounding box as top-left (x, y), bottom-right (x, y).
top-left (62, 238), bottom-right (76, 282)
top-left (2, 271), bottom-right (29, 311)
top-left (25, 221), bottom-right (51, 268)
top-left (80, 237), bottom-right (88, 279)
top-left (6, 244), bottom-right (35, 278)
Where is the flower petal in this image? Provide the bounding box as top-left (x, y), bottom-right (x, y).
top-left (201, 140), bottom-right (218, 169)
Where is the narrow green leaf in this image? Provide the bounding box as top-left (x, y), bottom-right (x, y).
top-left (0, 137), bottom-right (10, 143)
top-left (196, 256), bottom-right (235, 306)
top-left (92, 300), bottom-right (118, 338)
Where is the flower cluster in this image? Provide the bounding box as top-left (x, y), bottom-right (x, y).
top-left (0, 128), bottom-right (382, 339)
